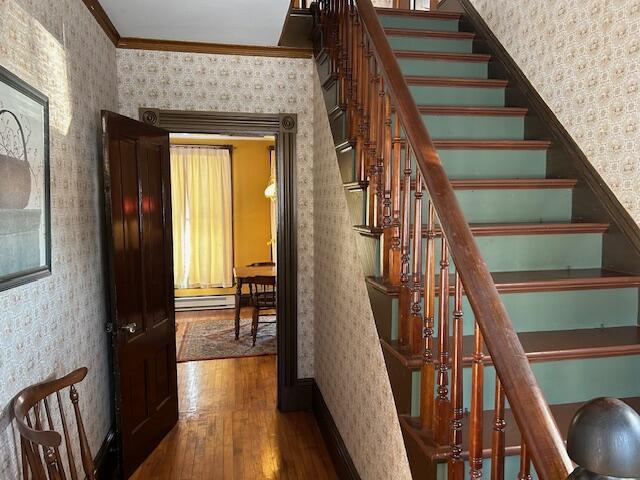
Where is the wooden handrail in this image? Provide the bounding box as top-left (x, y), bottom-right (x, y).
top-left (319, 0), bottom-right (574, 477)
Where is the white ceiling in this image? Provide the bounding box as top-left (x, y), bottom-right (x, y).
top-left (100, 0), bottom-right (291, 46)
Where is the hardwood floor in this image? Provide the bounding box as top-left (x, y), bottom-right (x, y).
top-left (130, 356), bottom-right (337, 479)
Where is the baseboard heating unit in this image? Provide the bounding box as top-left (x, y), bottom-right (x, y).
top-left (175, 294), bottom-right (235, 312)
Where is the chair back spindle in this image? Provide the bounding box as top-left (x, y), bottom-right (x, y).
top-left (13, 368), bottom-right (95, 480)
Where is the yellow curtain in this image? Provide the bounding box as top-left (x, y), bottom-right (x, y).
top-left (170, 146), bottom-right (233, 288)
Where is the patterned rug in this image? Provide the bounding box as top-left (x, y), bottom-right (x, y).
top-left (176, 309), bottom-right (276, 362)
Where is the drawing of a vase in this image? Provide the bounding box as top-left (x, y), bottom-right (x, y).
top-left (0, 109), bottom-right (31, 209)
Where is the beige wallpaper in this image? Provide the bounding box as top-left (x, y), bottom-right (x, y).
top-left (470, 0), bottom-right (640, 221)
top-left (312, 69), bottom-right (412, 479)
top-left (116, 49), bottom-right (316, 378)
top-left (0, 0), bottom-right (117, 477)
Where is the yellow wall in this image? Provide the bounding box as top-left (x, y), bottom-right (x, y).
top-left (171, 137), bottom-right (274, 296)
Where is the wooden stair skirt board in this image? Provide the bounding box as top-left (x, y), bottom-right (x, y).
top-left (314, 0), bottom-right (640, 478)
top-left (312, 381), bottom-right (362, 480)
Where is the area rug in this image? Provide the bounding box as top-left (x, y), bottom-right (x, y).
top-left (176, 311), bottom-right (276, 362)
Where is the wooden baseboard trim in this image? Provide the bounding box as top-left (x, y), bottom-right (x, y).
top-left (94, 427), bottom-right (117, 479)
top-left (279, 378), bottom-right (313, 412)
top-left (312, 381), bottom-right (361, 480)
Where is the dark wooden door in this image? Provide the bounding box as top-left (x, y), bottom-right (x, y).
top-left (101, 111), bottom-right (178, 478)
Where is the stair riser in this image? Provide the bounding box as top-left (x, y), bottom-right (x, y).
top-left (411, 355), bottom-right (640, 415)
top-left (388, 35), bottom-right (474, 54)
top-left (338, 148), bottom-right (549, 183)
top-left (410, 85), bottom-right (505, 107)
top-left (421, 114), bottom-right (524, 140)
top-left (431, 188), bottom-right (573, 224)
top-left (389, 288), bottom-right (639, 340)
top-left (398, 58), bottom-right (488, 79)
top-left (417, 233), bottom-right (603, 274)
top-left (434, 149), bottom-right (548, 179)
top-left (379, 15), bottom-right (460, 32)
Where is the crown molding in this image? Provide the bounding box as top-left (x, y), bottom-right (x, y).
top-left (117, 37), bottom-right (313, 59)
top-left (81, 0), bottom-right (120, 45)
top-left (82, 0), bottom-right (312, 58)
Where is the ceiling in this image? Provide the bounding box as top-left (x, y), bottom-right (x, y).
top-left (100, 0), bottom-right (291, 46)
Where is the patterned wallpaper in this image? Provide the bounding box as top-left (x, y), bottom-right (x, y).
top-left (0, 0), bottom-right (117, 477)
top-left (312, 69), bottom-right (412, 479)
top-left (469, 0), bottom-right (640, 221)
top-left (116, 49), bottom-right (316, 378)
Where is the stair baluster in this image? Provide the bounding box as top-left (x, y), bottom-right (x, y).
top-left (491, 378), bottom-right (506, 480)
top-left (518, 442), bottom-right (533, 480)
top-left (381, 90), bottom-right (393, 279)
top-left (435, 234), bottom-right (451, 443)
top-left (470, 323), bottom-right (484, 478)
top-left (389, 115), bottom-right (402, 285)
top-left (448, 271), bottom-right (464, 479)
top-left (420, 201), bottom-right (436, 430)
top-left (410, 169), bottom-right (424, 356)
top-left (398, 127), bottom-right (412, 347)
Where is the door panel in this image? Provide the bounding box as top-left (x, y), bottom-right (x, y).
top-left (102, 111), bottom-right (178, 478)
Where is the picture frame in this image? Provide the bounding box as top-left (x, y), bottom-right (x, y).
top-left (0, 65), bottom-right (51, 291)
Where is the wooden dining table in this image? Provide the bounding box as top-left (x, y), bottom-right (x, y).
top-left (234, 265), bottom-right (277, 340)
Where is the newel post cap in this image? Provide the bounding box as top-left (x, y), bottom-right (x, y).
top-left (567, 397), bottom-right (640, 479)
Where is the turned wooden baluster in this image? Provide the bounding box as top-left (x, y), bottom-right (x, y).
top-left (366, 58), bottom-right (379, 228)
top-left (410, 170), bottom-right (424, 355)
top-left (448, 271), bottom-right (464, 479)
top-left (381, 93), bottom-right (393, 279)
top-left (389, 115), bottom-right (402, 286)
top-left (354, 15), bottom-right (366, 182)
top-left (435, 237), bottom-right (450, 443)
top-left (337, 0), bottom-right (347, 109)
top-left (375, 75), bottom-right (386, 230)
top-left (518, 442), bottom-right (533, 480)
top-left (420, 201), bottom-right (436, 430)
top-left (398, 140), bottom-right (412, 346)
top-left (470, 323), bottom-right (485, 478)
top-left (491, 378), bottom-right (506, 480)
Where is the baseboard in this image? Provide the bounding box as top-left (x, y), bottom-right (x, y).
top-left (279, 378), bottom-right (313, 411)
top-left (94, 427), bottom-right (117, 480)
top-left (312, 381), bottom-right (361, 480)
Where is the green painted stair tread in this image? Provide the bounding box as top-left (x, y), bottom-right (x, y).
top-left (408, 77), bottom-right (507, 107)
top-left (382, 326), bottom-right (640, 372)
top-left (366, 268), bottom-right (640, 296)
top-left (399, 396), bottom-right (640, 462)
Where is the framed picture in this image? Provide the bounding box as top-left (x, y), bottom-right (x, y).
top-left (0, 65), bottom-right (50, 291)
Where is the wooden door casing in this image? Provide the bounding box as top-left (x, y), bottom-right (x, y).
top-left (102, 111), bottom-right (178, 478)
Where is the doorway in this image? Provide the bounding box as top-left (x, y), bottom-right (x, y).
top-left (170, 133), bottom-right (278, 363)
top-left (103, 109), bottom-right (309, 478)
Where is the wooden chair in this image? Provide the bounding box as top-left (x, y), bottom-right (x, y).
top-left (247, 262), bottom-right (276, 346)
top-left (13, 367), bottom-right (96, 480)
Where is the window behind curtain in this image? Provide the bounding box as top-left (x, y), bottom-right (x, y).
top-left (170, 145), bottom-right (233, 289)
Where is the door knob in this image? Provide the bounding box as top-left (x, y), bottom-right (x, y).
top-left (119, 322), bottom-right (138, 334)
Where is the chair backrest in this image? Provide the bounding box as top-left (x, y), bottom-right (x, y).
top-left (248, 275), bottom-right (276, 308)
top-left (13, 367), bottom-right (95, 480)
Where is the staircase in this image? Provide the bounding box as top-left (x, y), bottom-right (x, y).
top-left (313, 1), bottom-right (640, 479)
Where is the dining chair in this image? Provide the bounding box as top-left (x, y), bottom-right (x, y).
top-left (13, 367), bottom-right (96, 480)
top-left (247, 262), bottom-right (276, 346)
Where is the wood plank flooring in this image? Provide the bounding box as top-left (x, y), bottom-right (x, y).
top-left (130, 355), bottom-right (337, 479)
